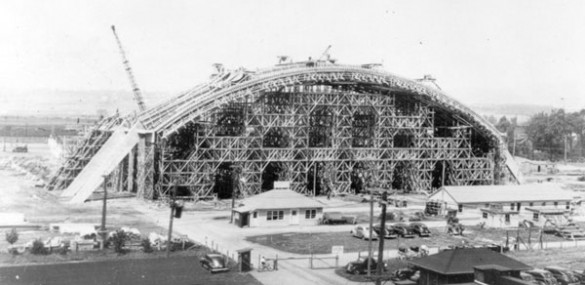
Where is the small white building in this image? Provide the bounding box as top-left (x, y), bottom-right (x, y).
top-left (428, 184), bottom-right (576, 215)
top-left (232, 188), bottom-right (323, 228)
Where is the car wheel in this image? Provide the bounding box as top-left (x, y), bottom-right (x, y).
top-left (351, 268), bottom-right (360, 275)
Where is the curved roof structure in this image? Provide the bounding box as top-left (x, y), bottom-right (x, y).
top-left (52, 60), bottom-right (520, 203)
top-left (137, 62), bottom-right (504, 147)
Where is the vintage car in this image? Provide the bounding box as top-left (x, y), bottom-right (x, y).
top-left (520, 272), bottom-right (543, 285)
top-left (350, 225), bottom-right (378, 240)
top-left (544, 266), bottom-right (580, 285)
top-left (321, 212), bottom-right (357, 225)
top-left (372, 225), bottom-right (398, 239)
top-left (526, 269), bottom-right (560, 285)
top-left (390, 223), bottom-right (416, 238)
top-left (345, 257), bottom-right (386, 275)
top-left (200, 253), bottom-right (230, 273)
top-left (409, 222), bottom-right (431, 237)
top-left (555, 225), bottom-right (585, 240)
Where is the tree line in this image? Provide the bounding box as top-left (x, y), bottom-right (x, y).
top-left (487, 109), bottom-right (585, 161)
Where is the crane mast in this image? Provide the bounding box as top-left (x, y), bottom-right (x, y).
top-left (111, 25), bottom-right (146, 112)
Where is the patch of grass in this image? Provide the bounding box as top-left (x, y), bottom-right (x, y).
top-left (0, 243), bottom-right (213, 266)
top-left (246, 226), bottom-right (568, 255)
top-left (509, 247), bottom-right (585, 270)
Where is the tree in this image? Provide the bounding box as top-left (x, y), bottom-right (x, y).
top-left (110, 229), bottom-right (129, 254)
top-left (567, 110), bottom-right (585, 158)
top-left (526, 111), bottom-right (567, 160)
top-left (5, 228), bottom-right (18, 245)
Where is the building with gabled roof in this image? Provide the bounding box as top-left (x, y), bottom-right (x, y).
top-left (409, 248), bottom-right (531, 285)
top-left (232, 188), bottom-right (323, 227)
top-left (428, 183), bottom-right (575, 214)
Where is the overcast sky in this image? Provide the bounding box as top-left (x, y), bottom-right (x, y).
top-left (1, 0), bottom-right (585, 114)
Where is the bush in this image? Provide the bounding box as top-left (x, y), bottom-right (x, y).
top-left (30, 239), bottom-right (49, 255)
top-left (8, 247), bottom-right (19, 255)
top-left (5, 228), bottom-right (18, 245)
top-left (141, 238), bottom-right (153, 253)
top-left (110, 230), bottom-right (129, 254)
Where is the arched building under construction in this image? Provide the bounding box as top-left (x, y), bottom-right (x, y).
top-left (48, 61), bottom-right (521, 203)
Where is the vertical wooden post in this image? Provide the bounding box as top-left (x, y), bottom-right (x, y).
top-left (100, 175), bottom-right (108, 250)
top-left (166, 184), bottom-right (176, 258)
top-left (367, 186), bottom-right (373, 277)
top-left (376, 194), bottom-right (388, 285)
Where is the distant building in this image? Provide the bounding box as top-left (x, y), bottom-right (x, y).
top-left (517, 159), bottom-right (557, 175)
top-left (232, 188), bottom-right (323, 228)
top-left (409, 248), bottom-right (531, 285)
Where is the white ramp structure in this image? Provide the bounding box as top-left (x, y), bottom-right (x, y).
top-left (503, 149), bottom-right (524, 184)
top-left (61, 127), bottom-right (140, 203)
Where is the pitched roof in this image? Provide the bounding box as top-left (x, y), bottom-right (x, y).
top-left (409, 248), bottom-right (531, 275)
top-left (233, 189), bottom-right (323, 212)
top-left (430, 183), bottom-right (575, 204)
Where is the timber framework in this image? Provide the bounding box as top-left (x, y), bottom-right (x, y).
top-left (47, 60), bottom-right (521, 203)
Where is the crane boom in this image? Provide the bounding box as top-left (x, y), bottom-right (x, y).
top-left (111, 25), bottom-right (146, 112)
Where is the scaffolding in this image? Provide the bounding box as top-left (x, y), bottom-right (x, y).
top-left (49, 63), bottom-right (510, 202)
top-left (159, 85), bottom-right (498, 199)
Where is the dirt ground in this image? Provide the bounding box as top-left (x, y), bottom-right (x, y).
top-left (0, 144), bottom-right (169, 264)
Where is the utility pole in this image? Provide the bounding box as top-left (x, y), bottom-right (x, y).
top-left (100, 175), bottom-right (108, 250)
top-left (375, 191), bottom-right (388, 285)
top-left (366, 174), bottom-right (373, 277)
top-left (313, 163), bottom-right (317, 197)
top-left (230, 164), bottom-right (242, 223)
top-left (563, 134), bottom-right (567, 164)
top-left (166, 184), bottom-right (177, 258)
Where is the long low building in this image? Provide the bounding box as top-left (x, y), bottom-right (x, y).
top-left (428, 183), bottom-right (577, 214)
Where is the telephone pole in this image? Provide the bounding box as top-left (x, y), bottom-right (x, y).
top-left (366, 175), bottom-right (374, 277)
top-left (375, 192), bottom-right (388, 285)
top-left (166, 184), bottom-right (177, 258)
top-left (100, 175), bottom-right (108, 250)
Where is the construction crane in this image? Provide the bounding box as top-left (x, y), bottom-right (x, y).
top-left (317, 45), bottom-right (332, 62)
top-left (111, 25), bottom-right (146, 112)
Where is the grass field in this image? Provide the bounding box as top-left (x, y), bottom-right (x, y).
top-left (509, 247), bottom-right (585, 271)
top-left (246, 225), bottom-right (567, 255)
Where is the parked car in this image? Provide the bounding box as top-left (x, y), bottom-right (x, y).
top-left (391, 267), bottom-right (419, 282)
top-left (200, 253), bottom-right (230, 273)
top-left (350, 225), bottom-right (378, 240)
top-left (345, 257), bottom-right (386, 275)
top-left (545, 266), bottom-right (580, 285)
top-left (521, 272), bottom-right (544, 285)
top-left (390, 223), bottom-right (415, 238)
top-left (526, 269), bottom-right (560, 285)
top-left (571, 270), bottom-right (585, 284)
top-left (555, 226), bottom-right (585, 240)
top-left (322, 212), bottom-right (358, 225)
top-left (409, 222), bottom-right (431, 237)
top-left (322, 212), bottom-right (345, 224)
top-left (373, 225), bottom-right (398, 239)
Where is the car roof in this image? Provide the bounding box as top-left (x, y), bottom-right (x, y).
top-left (393, 223), bottom-right (408, 226)
top-left (528, 269), bottom-right (550, 274)
top-left (545, 266), bottom-right (568, 271)
top-left (207, 254), bottom-right (224, 258)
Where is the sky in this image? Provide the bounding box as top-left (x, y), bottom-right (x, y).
top-left (1, 0), bottom-right (585, 116)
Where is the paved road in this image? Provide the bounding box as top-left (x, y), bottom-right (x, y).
top-left (0, 256), bottom-right (260, 285)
